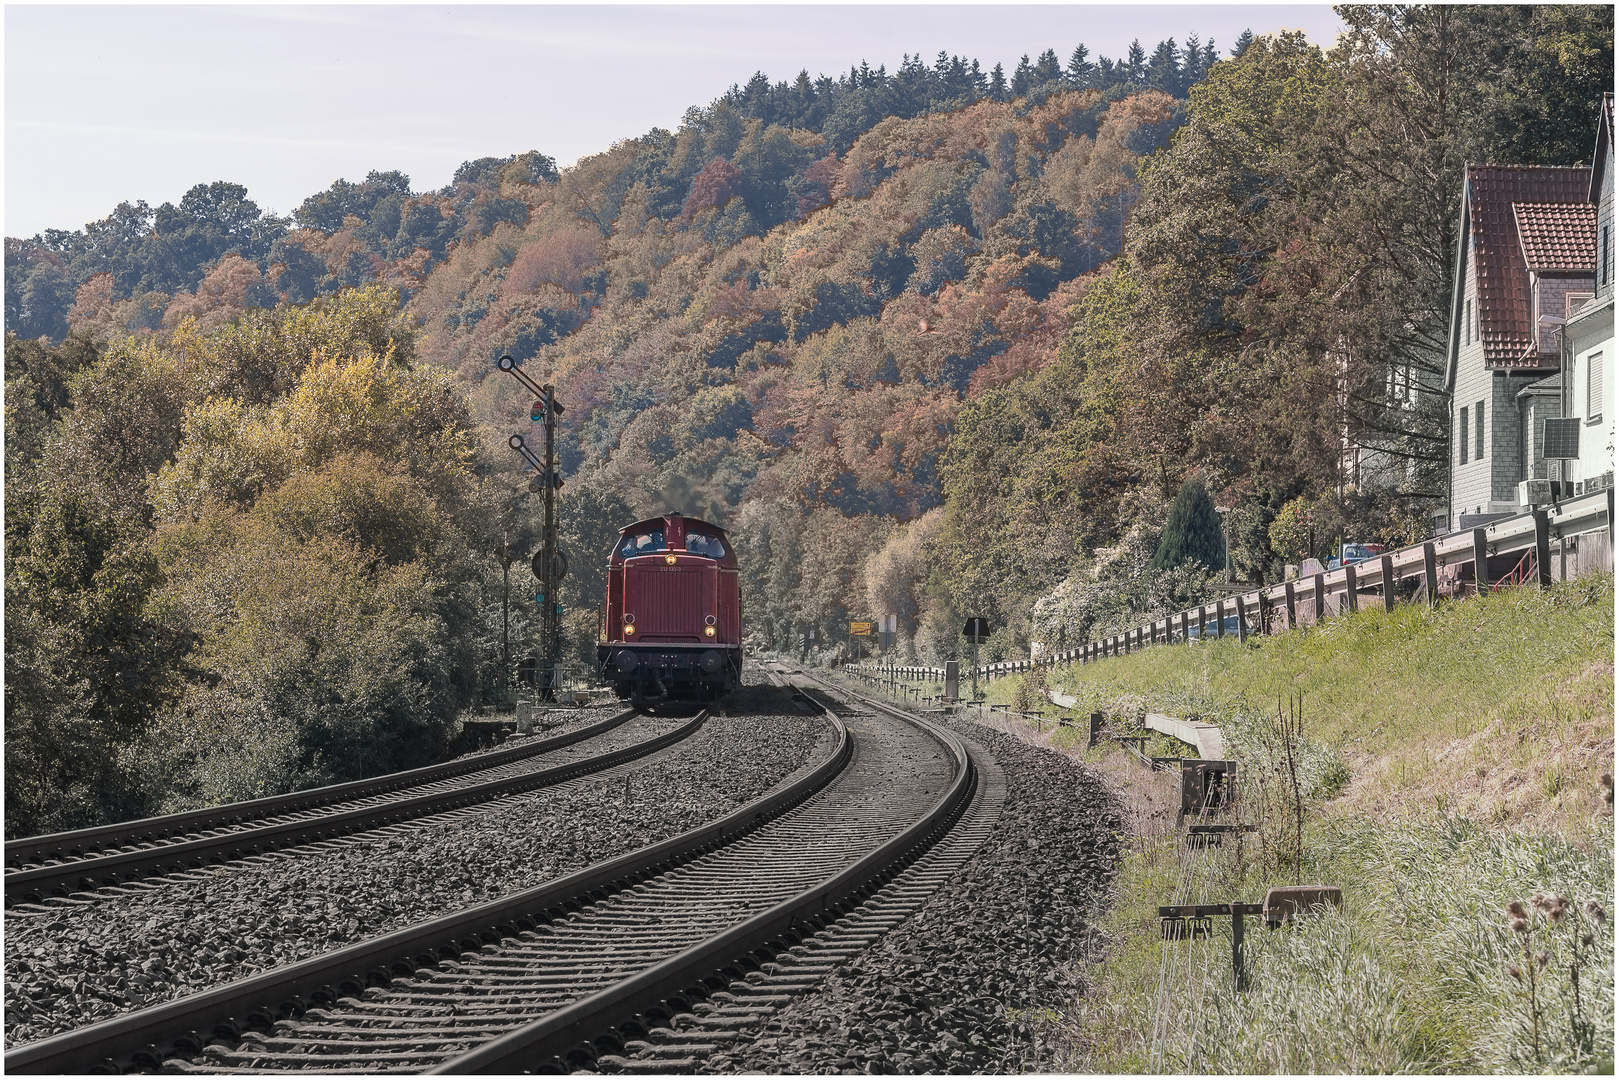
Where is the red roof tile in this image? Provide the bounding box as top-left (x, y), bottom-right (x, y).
top-left (1465, 166), bottom-right (1590, 367)
top-left (1514, 202), bottom-right (1597, 271)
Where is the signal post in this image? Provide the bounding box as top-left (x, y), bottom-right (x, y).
top-left (498, 355), bottom-right (567, 701)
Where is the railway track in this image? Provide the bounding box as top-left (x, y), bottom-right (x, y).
top-left (3, 708), bottom-right (707, 907)
top-left (611, 664), bottom-right (1008, 1073)
top-left (7, 677), bottom-right (979, 1074)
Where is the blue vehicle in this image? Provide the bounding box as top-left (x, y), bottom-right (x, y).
top-left (1327, 542), bottom-right (1384, 571)
top-left (1185, 613), bottom-right (1242, 640)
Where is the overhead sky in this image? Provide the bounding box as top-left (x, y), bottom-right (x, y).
top-left (5, 4), bottom-right (1346, 239)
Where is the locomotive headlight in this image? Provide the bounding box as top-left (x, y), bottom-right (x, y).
top-left (624, 625), bottom-right (636, 635)
top-left (704, 626), bottom-right (716, 638)
top-left (665, 554), bottom-right (677, 565)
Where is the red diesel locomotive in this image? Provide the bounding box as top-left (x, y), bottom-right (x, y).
top-left (598, 514), bottom-right (742, 702)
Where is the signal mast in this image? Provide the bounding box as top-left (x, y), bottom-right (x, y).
top-left (497, 354), bottom-right (566, 701)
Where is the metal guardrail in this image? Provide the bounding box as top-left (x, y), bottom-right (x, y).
top-left (856, 488), bottom-right (1612, 684)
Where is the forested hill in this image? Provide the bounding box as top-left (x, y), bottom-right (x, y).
top-left (5, 32), bottom-right (1222, 343)
top-left (3, 28), bottom-right (1226, 836)
top-left (6, 9), bottom-right (1610, 837)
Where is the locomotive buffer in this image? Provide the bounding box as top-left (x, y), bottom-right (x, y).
top-left (499, 355), bottom-right (566, 701)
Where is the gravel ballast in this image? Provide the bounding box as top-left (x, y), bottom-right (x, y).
top-left (695, 708), bottom-right (1125, 1074)
top-left (5, 689), bottom-right (831, 1049)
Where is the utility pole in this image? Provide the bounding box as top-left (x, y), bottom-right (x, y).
top-left (497, 356), bottom-right (566, 702)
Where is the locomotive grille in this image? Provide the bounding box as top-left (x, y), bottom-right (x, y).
top-left (627, 568), bottom-right (705, 637)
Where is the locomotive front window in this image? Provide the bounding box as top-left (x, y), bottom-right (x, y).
top-left (685, 532), bottom-right (726, 558)
top-left (620, 529), bottom-right (665, 556)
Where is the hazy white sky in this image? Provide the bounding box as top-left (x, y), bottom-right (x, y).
top-left (5, 4), bottom-right (1346, 239)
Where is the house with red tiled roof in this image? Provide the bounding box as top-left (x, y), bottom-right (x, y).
top-left (1561, 94), bottom-right (1614, 506)
top-left (1444, 164), bottom-right (1593, 531)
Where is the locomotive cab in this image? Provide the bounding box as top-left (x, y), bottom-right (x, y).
top-left (598, 514), bottom-right (742, 703)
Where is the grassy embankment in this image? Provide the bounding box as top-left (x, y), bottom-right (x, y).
top-left (872, 575), bottom-right (1615, 1073)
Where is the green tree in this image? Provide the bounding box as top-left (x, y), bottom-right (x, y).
top-left (1268, 495), bottom-right (1318, 565)
top-left (1151, 478), bottom-right (1224, 572)
top-left (557, 480), bottom-right (636, 664)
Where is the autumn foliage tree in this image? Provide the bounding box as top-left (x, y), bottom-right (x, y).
top-left (4, 287), bottom-right (492, 835)
top-left (680, 157), bottom-right (745, 222)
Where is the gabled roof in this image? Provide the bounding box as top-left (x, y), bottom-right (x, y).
top-left (1463, 166), bottom-right (1590, 368)
top-left (1590, 94), bottom-right (1613, 205)
top-left (1514, 202), bottom-right (1597, 272)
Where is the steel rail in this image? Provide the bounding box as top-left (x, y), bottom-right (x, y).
top-left (6, 710), bottom-right (686, 906)
top-left (6, 708), bottom-right (637, 870)
top-left (429, 680), bottom-right (975, 1074)
top-left (4, 704), bottom-right (854, 1075)
top-left (797, 666), bottom-right (950, 731)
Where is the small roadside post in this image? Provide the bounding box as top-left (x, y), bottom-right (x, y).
top-left (1158, 902), bottom-right (1264, 990)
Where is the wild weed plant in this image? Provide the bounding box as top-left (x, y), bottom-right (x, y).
top-left (1065, 794), bottom-right (1614, 1073)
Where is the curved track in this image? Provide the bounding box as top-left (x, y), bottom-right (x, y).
top-left (6, 680), bottom-right (978, 1075)
top-left (609, 665), bottom-right (1009, 1073)
top-left (3, 709), bottom-right (705, 907)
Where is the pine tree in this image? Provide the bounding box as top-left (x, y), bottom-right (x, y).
top-left (791, 69), bottom-right (815, 126)
top-left (1231, 29), bottom-right (1254, 58)
top-left (1010, 54), bottom-right (1033, 96)
top-left (1182, 33), bottom-right (1204, 85)
top-left (1034, 48), bottom-right (1063, 84)
top-left (1151, 479), bottom-right (1226, 573)
top-left (988, 62), bottom-right (1007, 99)
top-left (1147, 37), bottom-right (1182, 95)
top-left (1125, 39), bottom-right (1147, 86)
top-left (1066, 43), bottom-right (1095, 88)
